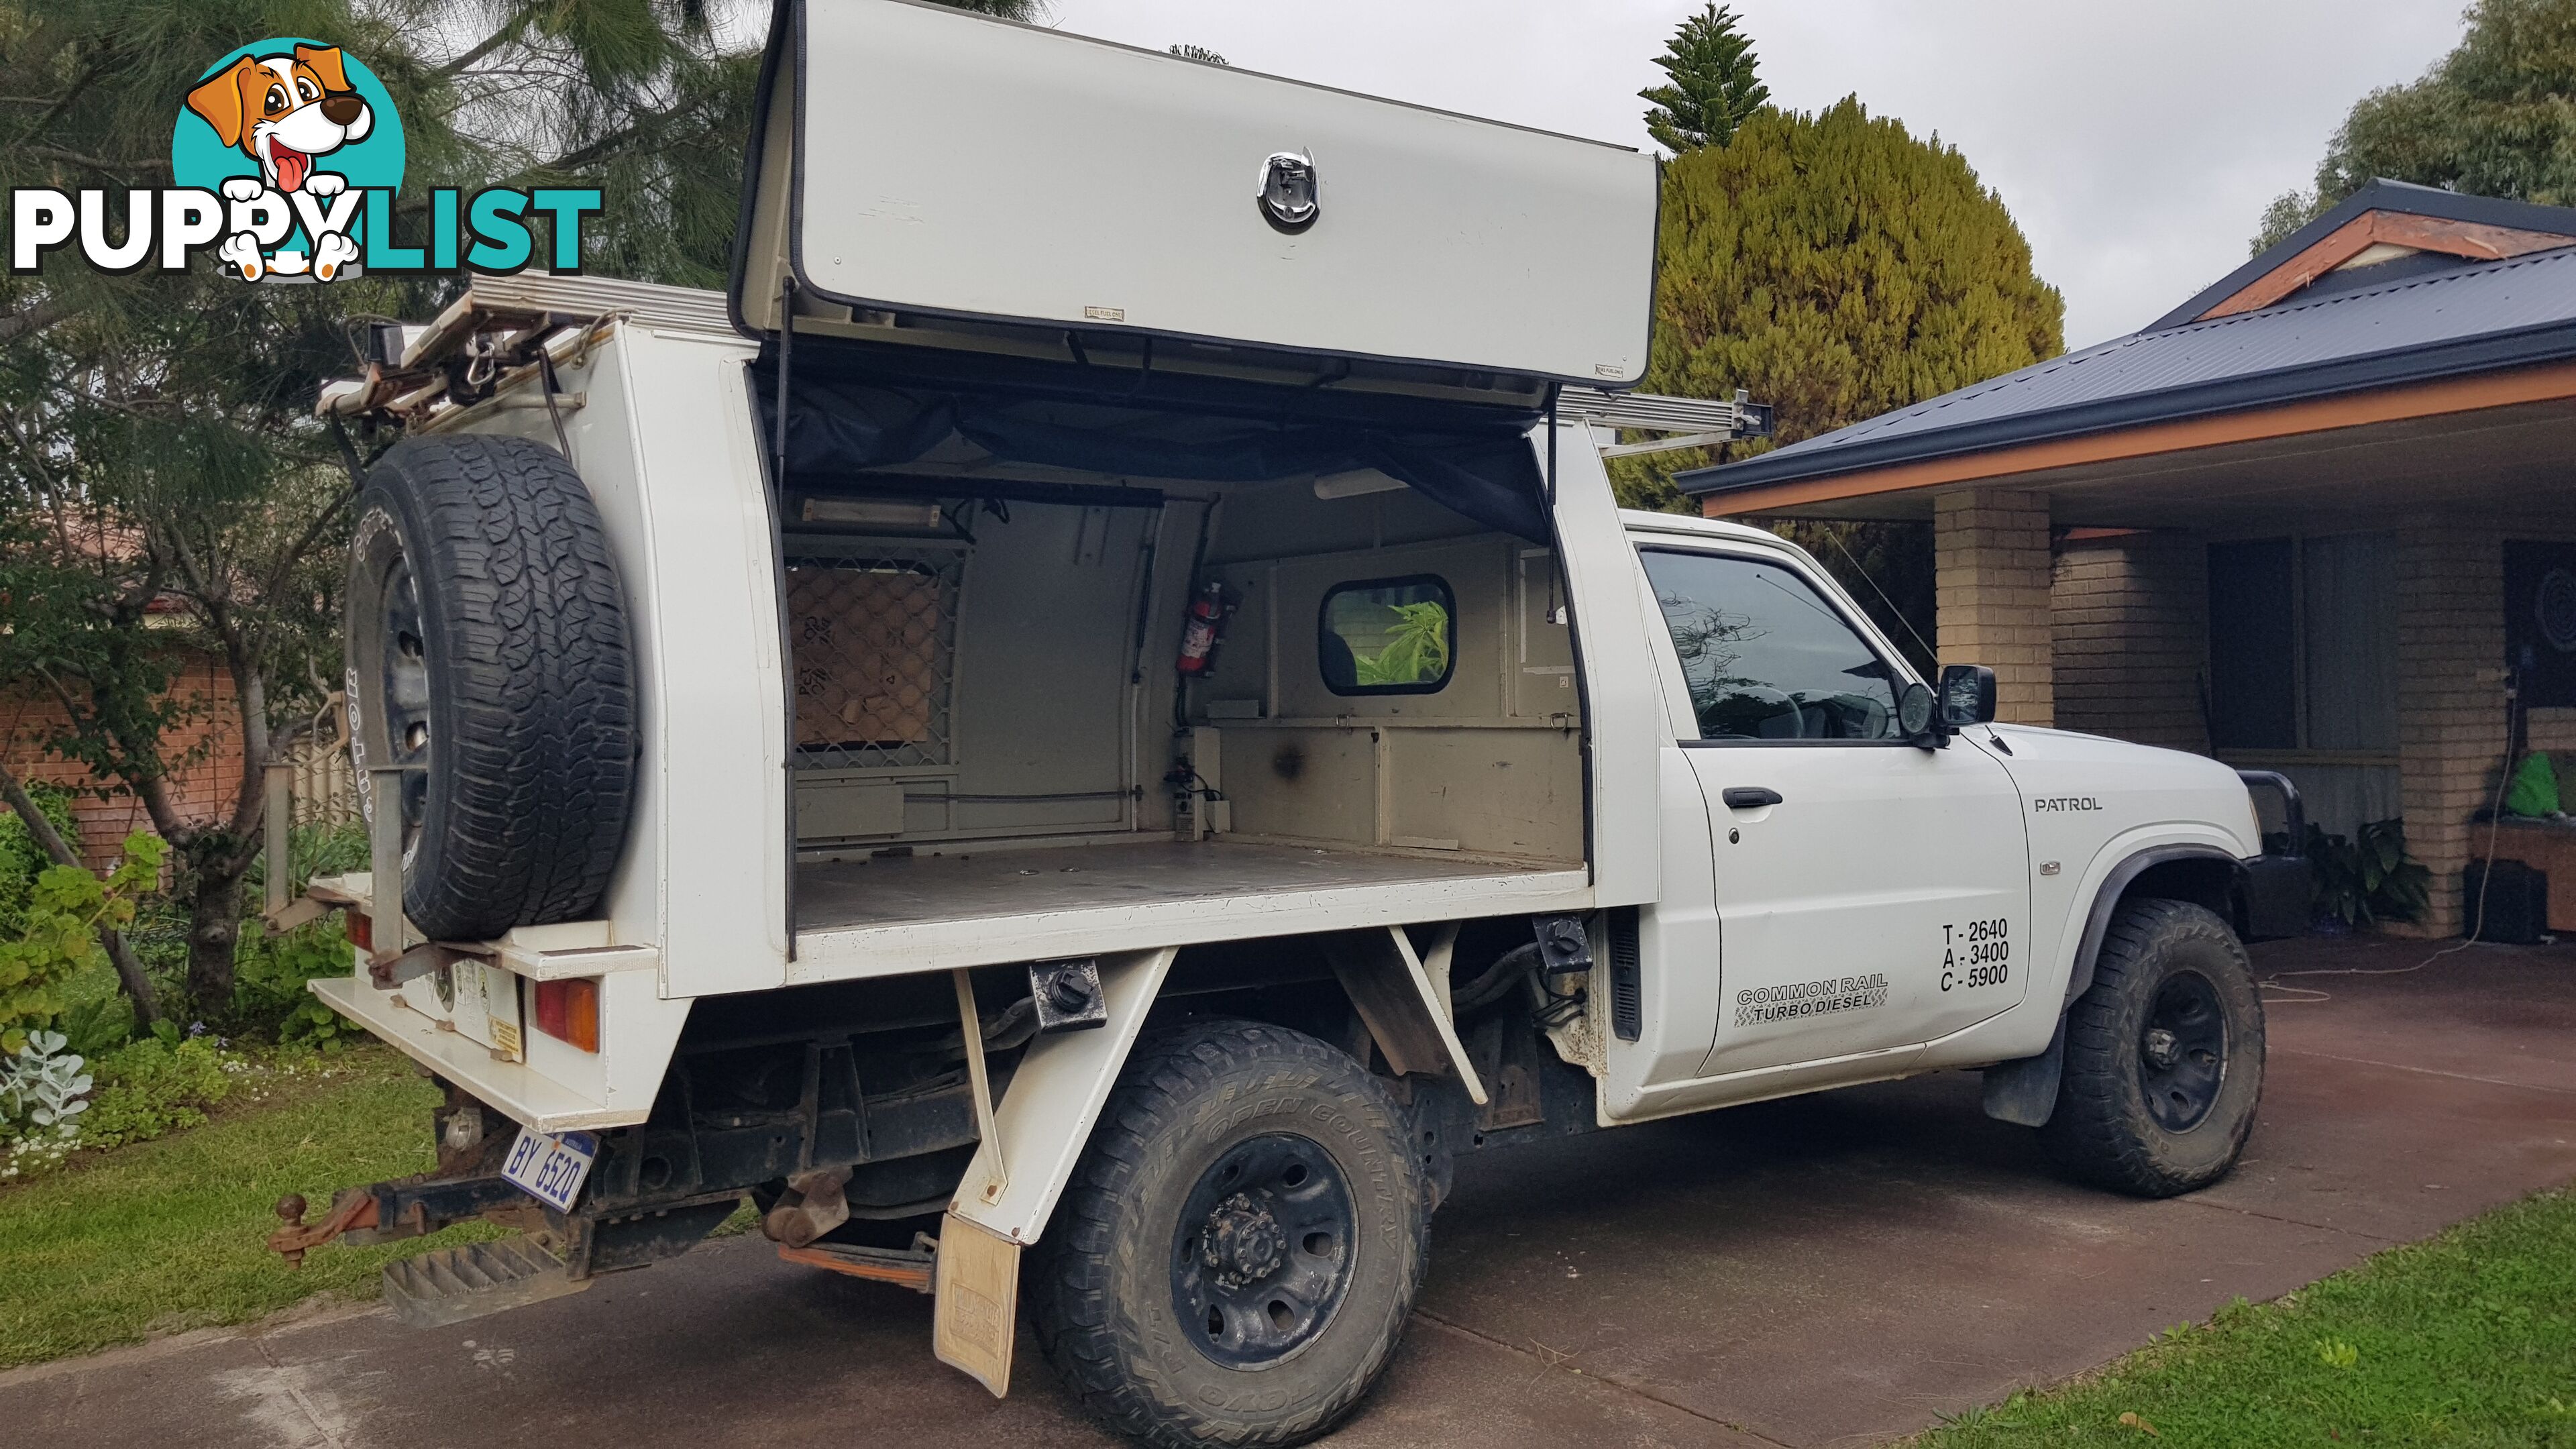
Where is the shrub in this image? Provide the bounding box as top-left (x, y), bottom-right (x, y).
top-left (0, 1030), bottom-right (92, 1181)
top-left (79, 1036), bottom-right (233, 1150)
top-left (2304, 818), bottom-right (2430, 928)
top-left (0, 833), bottom-right (164, 1054)
top-left (233, 918), bottom-right (360, 1049)
top-left (0, 786), bottom-right (78, 941)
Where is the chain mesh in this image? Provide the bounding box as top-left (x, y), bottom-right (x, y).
top-left (786, 550), bottom-right (963, 769)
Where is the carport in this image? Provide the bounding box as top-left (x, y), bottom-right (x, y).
top-left (1682, 180), bottom-right (2576, 936)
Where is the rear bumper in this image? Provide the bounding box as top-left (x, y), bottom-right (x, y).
top-left (2239, 853), bottom-right (2313, 942)
top-left (313, 975), bottom-right (641, 1132)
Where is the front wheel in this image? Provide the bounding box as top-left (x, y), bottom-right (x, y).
top-left (2039, 898), bottom-right (2266, 1197)
top-left (1030, 1020), bottom-right (1426, 1449)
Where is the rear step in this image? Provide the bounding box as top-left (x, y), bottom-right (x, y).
top-left (382, 1238), bottom-right (594, 1328)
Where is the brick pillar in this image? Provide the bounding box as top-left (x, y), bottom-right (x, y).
top-left (1935, 488), bottom-right (2054, 725)
top-left (2395, 521), bottom-right (2506, 938)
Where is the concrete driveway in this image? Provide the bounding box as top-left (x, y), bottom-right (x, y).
top-left (7, 936), bottom-right (2573, 1448)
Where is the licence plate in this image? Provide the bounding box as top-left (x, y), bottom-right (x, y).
top-left (501, 1128), bottom-right (598, 1212)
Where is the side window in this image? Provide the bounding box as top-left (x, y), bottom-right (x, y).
top-left (1638, 549), bottom-right (1902, 742)
top-left (1320, 576), bottom-right (1455, 696)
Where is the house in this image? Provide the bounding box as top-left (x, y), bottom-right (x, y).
top-left (1680, 179), bottom-right (2576, 936)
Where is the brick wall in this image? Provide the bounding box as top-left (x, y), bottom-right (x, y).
top-left (2394, 521), bottom-right (2508, 938)
top-left (1934, 488), bottom-right (2055, 724)
top-left (1, 652), bottom-right (244, 868)
top-left (2051, 533), bottom-right (2210, 753)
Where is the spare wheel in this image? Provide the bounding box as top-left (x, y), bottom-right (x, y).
top-left (344, 435), bottom-right (636, 943)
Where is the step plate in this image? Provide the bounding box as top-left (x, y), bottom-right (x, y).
top-left (382, 1238), bottom-right (594, 1330)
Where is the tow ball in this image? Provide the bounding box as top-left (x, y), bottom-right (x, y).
top-left (267, 1189), bottom-right (382, 1267)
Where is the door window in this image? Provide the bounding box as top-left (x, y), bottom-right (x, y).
top-left (1318, 576), bottom-right (1456, 696)
top-left (1640, 549), bottom-right (1902, 742)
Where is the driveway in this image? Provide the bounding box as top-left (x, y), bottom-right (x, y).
top-left (7, 936), bottom-right (2574, 1448)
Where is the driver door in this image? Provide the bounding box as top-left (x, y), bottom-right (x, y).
top-left (1635, 545), bottom-right (2033, 1077)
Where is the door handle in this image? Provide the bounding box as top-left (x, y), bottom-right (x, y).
top-left (1721, 786), bottom-right (1783, 810)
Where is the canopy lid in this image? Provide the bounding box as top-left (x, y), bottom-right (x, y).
top-left (730, 0), bottom-right (1659, 390)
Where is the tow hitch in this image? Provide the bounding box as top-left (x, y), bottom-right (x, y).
top-left (264, 1082), bottom-right (745, 1327)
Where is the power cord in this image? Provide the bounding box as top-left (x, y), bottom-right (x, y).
top-left (2259, 688), bottom-right (2516, 1004)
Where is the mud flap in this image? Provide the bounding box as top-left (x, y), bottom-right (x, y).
top-left (1981, 1019), bottom-right (2066, 1128)
top-left (932, 1211), bottom-right (1021, 1397)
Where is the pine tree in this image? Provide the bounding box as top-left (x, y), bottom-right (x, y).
top-left (1640, 4), bottom-right (1770, 153)
top-left (1615, 98), bottom-right (2065, 667)
top-left (2255, 0), bottom-right (2576, 250)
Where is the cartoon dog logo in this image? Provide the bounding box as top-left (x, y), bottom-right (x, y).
top-left (182, 43), bottom-right (385, 282)
top-left (185, 44), bottom-right (372, 195)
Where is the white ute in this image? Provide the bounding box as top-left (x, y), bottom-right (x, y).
top-left (273, 4), bottom-right (2312, 1445)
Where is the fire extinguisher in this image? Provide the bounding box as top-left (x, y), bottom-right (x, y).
top-left (1177, 581), bottom-right (1233, 676)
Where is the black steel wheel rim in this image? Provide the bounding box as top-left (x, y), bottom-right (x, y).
top-left (374, 555), bottom-right (432, 852)
top-left (2140, 969), bottom-right (2228, 1132)
top-left (1170, 1132), bottom-right (1357, 1368)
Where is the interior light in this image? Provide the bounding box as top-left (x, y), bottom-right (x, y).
top-left (1312, 468), bottom-right (1407, 500)
top-left (801, 496), bottom-right (948, 531)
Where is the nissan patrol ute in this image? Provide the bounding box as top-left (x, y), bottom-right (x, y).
top-left (272, 3), bottom-right (2310, 1445)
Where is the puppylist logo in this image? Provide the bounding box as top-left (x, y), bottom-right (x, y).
top-left (9, 38), bottom-right (602, 282)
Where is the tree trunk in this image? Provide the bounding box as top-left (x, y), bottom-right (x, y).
top-left (182, 866), bottom-right (247, 1018)
top-left (0, 760), bottom-right (160, 1029)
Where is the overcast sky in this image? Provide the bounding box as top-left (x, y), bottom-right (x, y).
top-left (1046, 0), bottom-right (2471, 350)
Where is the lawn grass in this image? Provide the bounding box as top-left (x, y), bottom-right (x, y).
top-left (0, 1046), bottom-right (501, 1368)
top-left (1918, 1186), bottom-right (2576, 1448)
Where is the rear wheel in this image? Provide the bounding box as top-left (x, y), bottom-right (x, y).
top-left (2039, 898), bottom-right (2265, 1196)
top-left (1030, 1020), bottom-right (1426, 1449)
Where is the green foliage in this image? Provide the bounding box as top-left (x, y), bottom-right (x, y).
top-left (1917, 1188), bottom-right (2576, 1448)
top-left (2257, 0), bottom-right (2576, 250)
top-left (1640, 3), bottom-right (1770, 153)
top-left (78, 1036), bottom-right (233, 1151)
top-left (1350, 601), bottom-right (1454, 688)
top-left (0, 784), bottom-right (77, 941)
top-left (55, 991), bottom-right (135, 1061)
top-left (233, 918), bottom-right (360, 1049)
top-left (1621, 99), bottom-right (2061, 659)
top-left (1640, 99), bottom-right (2065, 468)
top-left (2303, 818), bottom-right (2430, 928)
top-left (0, 833), bottom-right (164, 1055)
top-left (231, 820), bottom-right (365, 1047)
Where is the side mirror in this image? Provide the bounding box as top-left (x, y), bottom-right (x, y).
top-left (1938, 665), bottom-right (1998, 728)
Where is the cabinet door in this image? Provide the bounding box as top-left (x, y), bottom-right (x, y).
top-left (1636, 547), bottom-right (2031, 1076)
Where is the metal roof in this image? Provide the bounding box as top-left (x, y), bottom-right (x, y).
top-left (1682, 183), bottom-right (2576, 499)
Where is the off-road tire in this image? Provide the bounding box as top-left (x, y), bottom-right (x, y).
top-left (344, 436), bottom-right (634, 942)
top-left (2039, 898), bottom-right (2265, 1197)
top-left (1030, 1020), bottom-right (1428, 1449)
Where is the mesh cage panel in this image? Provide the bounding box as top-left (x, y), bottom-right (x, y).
top-left (786, 550), bottom-right (964, 770)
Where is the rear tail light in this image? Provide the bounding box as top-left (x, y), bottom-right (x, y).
top-left (533, 978), bottom-right (600, 1053)
top-left (345, 909), bottom-right (372, 952)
